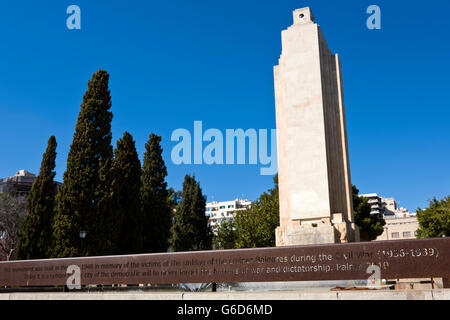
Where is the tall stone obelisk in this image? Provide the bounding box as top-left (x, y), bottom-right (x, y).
top-left (274, 7), bottom-right (359, 246)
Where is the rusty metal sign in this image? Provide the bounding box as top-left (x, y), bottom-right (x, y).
top-left (0, 238), bottom-right (449, 287)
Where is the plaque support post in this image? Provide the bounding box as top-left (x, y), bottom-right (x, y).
top-left (443, 278), bottom-right (450, 289)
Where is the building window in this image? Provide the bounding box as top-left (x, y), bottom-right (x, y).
top-left (219, 206), bottom-right (225, 209)
top-left (403, 231), bottom-right (411, 238)
top-left (391, 232), bottom-right (400, 239)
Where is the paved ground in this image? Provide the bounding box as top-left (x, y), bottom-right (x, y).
top-left (0, 289), bottom-right (449, 300)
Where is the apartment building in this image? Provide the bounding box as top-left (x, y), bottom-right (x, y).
top-left (360, 193), bottom-right (385, 216)
top-left (359, 193), bottom-right (419, 241)
top-left (206, 199), bottom-right (251, 234)
top-left (376, 215), bottom-right (419, 241)
top-left (360, 193), bottom-right (413, 218)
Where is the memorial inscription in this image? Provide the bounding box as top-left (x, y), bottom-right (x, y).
top-left (0, 238), bottom-right (449, 287)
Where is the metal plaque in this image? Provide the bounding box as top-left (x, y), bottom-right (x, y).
top-left (0, 238), bottom-right (449, 287)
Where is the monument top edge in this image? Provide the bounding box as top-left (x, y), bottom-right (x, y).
top-left (292, 7), bottom-right (315, 25)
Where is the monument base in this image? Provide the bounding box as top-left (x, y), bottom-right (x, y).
top-left (276, 214), bottom-right (360, 246)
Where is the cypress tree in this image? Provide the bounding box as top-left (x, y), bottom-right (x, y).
top-left (141, 134), bottom-right (172, 253)
top-left (52, 70), bottom-right (114, 257)
top-left (112, 132), bottom-right (142, 254)
top-left (16, 136), bottom-right (57, 260)
top-left (170, 175), bottom-right (212, 252)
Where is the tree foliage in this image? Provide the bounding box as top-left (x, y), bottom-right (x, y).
top-left (16, 136), bottom-right (57, 260)
top-left (141, 134), bottom-right (172, 253)
top-left (214, 175), bottom-right (279, 249)
top-left (168, 187), bottom-right (182, 211)
top-left (52, 70), bottom-right (114, 257)
top-left (416, 196), bottom-right (450, 238)
top-left (352, 185), bottom-right (386, 241)
top-left (0, 194), bottom-right (26, 261)
top-left (112, 132), bottom-right (142, 254)
top-left (170, 175), bottom-right (212, 251)
top-left (214, 218), bottom-right (236, 250)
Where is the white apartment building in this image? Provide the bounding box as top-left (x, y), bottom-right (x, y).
top-left (359, 193), bottom-right (419, 241)
top-left (360, 193), bottom-right (414, 218)
top-left (360, 193), bottom-right (384, 216)
top-left (206, 199), bottom-right (251, 234)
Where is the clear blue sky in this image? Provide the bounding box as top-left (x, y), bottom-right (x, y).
top-left (0, 0), bottom-right (449, 212)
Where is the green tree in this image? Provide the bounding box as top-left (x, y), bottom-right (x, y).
top-left (112, 132), bottom-right (143, 254)
top-left (52, 70), bottom-right (114, 257)
top-left (416, 196), bottom-right (450, 238)
top-left (170, 175), bottom-right (212, 251)
top-left (141, 134), bottom-right (172, 253)
top-left (352, 185), bottom-right (385, 241)
top-left (17, 136), bottom-right (58, 260)
top-left (167, 187), bottom-right (182, 212)
top-left (214, 174), bottom-right (279, 249)
top-left (213, 218), bottom-right (236, 250)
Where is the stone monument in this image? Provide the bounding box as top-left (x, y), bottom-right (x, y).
top-left (274, 7), bottom-right (360, 246)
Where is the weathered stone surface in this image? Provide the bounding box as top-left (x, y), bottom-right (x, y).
top-left (274, 7), bottom-right (358, 245)
top-left (276, 224), bottom-right (335, 246)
